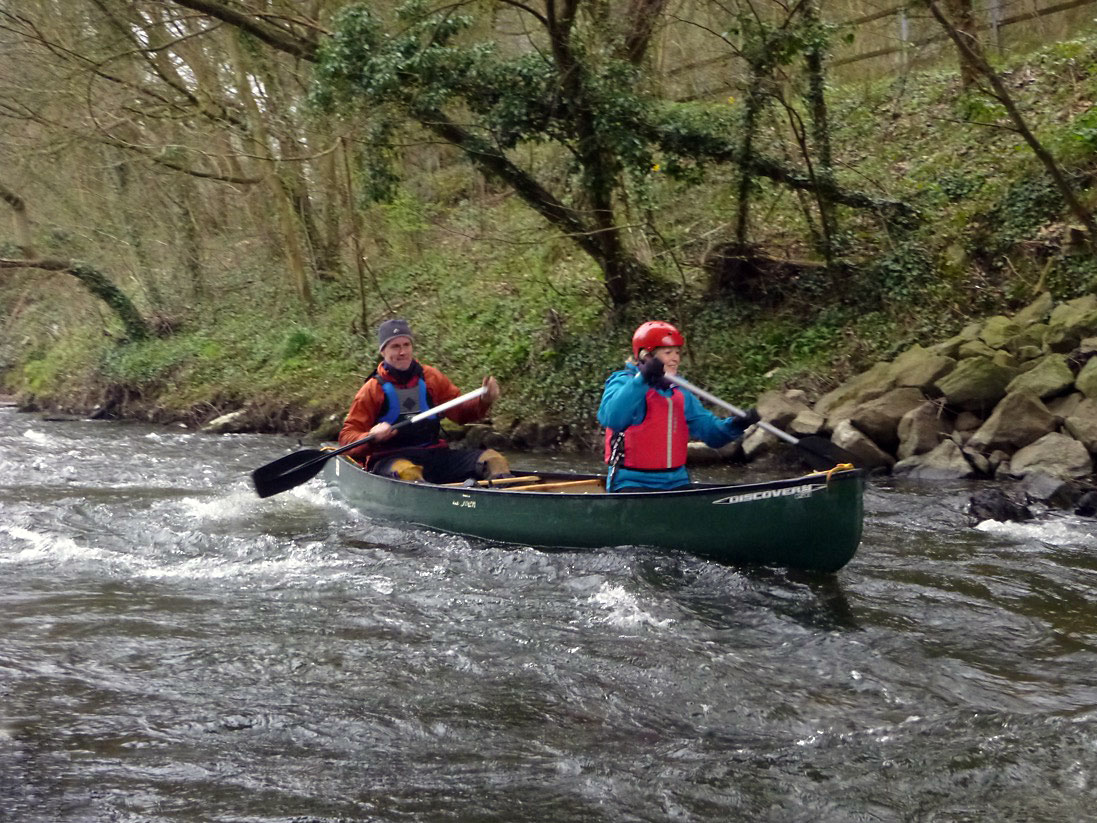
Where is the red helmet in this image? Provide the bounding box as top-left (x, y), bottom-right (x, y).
top-left (632, 321), bottom-right (684, 359)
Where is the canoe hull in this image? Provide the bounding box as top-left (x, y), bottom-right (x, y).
top-left (324, 458), bottom-right (864, 573)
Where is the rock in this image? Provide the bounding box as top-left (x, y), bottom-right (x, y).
top-left (988, 449), bottom-right (1010, 473)
top-left (1007, 323), bottom-right (1049, 354)
top-left (894, 439), bottom-right (977, 479)
top-left (1076, 490), bottom-right (1097, 517)
top-left (483, 431), bottom-right (511, 450)
top-left (510, 421), bottom-right (541, 448)
top-left (934, 356), bottom-right (1017, 413)
top-left (1004, 354), bottom-right (1075, 399)
top-left (462, 423), bottom-right (493, 449)
top-left (1045, 293), bottom-right (1097, 352)
top-left (789, 409), bottom-right (826, 436)
top-left (980, 315), bottom-right (1022, 349)
top-left (1010, 433), bottom-right (1093, 479)
top-left (1015, 345), bottom-right (1045, 363)
top-left (814, 361), bottom-right (895, 417)
top-left (201, 409), bottom-right (251, 434)
top-left (688, 441), bottom-right (724, 465)
top-left (889, 345), bottom-right (956, 390)
top-left (968, 488), bottom-right (1033, 522)
top-left (1021, 472), bottom-right (1087, 508)
top-left (967, 392), bottom-right (1059, 452)
top-left (831, 420), bottom-right (895, 470)
top-left (957, 339), bottom-right (998, 359)
top-left (897, 401), bottom-right (952, 459)
top-left (954, 411), bottom-right (983, 432)
top-left (741, 425), bottom-right (780, 461)
top-left (1064, 398), bottom-right (1097, 453)
top-left (757, 390), bottom-right (811, 429)
top-left (847, 387), bottom-right (926, 452)
top-left (1076, 357), bottom-right (1097, 399)
top-left (1011, 291), bottom-right (1053, 326)
top-left (1047, 392), bottom-right (1084, 418)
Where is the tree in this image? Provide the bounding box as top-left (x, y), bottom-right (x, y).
top-left (1, 181), bottom-right (150, 340)
top-left (166, 0), bottom-right (910, 306)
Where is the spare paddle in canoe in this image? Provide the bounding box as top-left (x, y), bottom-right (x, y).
top-left (666, 374), bottom-right (860, 471)
top-left (251, 386), bottom-right (488, 498)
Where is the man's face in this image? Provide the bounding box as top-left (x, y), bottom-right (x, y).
top-left (381, 337), bottom-right (415, 370)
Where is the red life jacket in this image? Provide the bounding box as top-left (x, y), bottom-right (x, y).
top-left (604, 388), bottom-right (688, 470)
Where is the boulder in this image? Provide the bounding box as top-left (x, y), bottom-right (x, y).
top-left (934, 356), bottom-right (1017, 412)
top-left (1021, 472), bottom-right (1088, 508)
top-left (1064, 398), bottom-right (1097, 453)
top-left (968, 488), bottom-right (1033, 522)
top-left (954, 411), bottom-right (983, 432)
top-left (1010, 432), bottom-right (1093, 479)
top-left (847, 387), bottom-right (927, 452)
top-left (741, 425), bottom-right (780, 461)
top-left (789, 409), bottom-right (826, 436)
top-left (1076, 490), bottom-right (1097, 517)
top-left (967, 392), bottom-right (1058, 452)
top-left (897, 401), bottom-right (952, 459)
top-left (757, 390), bottom-right (811, 429)
top-left (957, 339), bottom-right (998, 360)
top-left (894, 439), bottom-right (977, 480)
top-left (831, 420), bottom-right (895, 470)
top-left (889, 345), bottom-right (957, 390)
top-left (1047, 392), bottom-right (1084, 418)
top-left (1045, 293), bottom-right (1097, 352)
top-left (814, 361), bottom-right (895, 417)
top-left (462, 423), bottom-right (494, 449)
top-left (1006, 323), bottom-right (1049, 354)
top-left (980, 315), bottom-right (1022, 349)
top-left (1004, 354), bottom-right (1075, 399)
top-left (1076, 357), bottom-right (1097, 399)
top-left (1016, 346), bottom-right (1045, 362)
top-left (1011, 291), bottom-right (1053, 327)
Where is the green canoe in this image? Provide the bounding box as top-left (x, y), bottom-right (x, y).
top-left (324, 457), bottom-right (864, 573)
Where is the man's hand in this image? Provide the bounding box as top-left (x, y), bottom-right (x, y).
top-left (482, 375), bottom-right (500, 405)
top-left (740, 407), bottom-right (761, 426)
top-left (368, 421), bottom-right (397, 442)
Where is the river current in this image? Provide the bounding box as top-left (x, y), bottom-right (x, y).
top-left (1, 406), bottom-right (1095, 822)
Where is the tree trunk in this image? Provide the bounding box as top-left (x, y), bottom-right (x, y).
top-left (0, 258), bottom-right (150, 341)
top-left (802, 0), bottom-right (839, 265)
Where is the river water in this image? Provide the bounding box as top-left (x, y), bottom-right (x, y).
top-left (1, 406), bottom-right (1095, 822)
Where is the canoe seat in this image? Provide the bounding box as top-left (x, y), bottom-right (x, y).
top-left (518, 478), bottom-right (606, 493)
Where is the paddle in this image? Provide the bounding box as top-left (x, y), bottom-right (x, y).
top-left (250, 386), bottom-right (488, 498)
top-left (666, 374), bottom-right (860, 471)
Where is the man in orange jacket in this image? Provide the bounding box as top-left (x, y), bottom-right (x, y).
top-left (339, 318), bottom-right (507, 484)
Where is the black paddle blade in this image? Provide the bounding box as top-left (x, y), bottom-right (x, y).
top-left (794, 435), bottom-right (861, 471)
top-left (251, 448), bottom-right (329, 498)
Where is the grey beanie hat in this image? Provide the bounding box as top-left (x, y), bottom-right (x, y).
top-left (378, 318), bottom-right (414, 352)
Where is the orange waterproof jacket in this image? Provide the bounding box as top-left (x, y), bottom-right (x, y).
top-left (338, 361), bottom-right (491, 462)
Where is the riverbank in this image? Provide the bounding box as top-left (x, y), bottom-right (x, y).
top-left (3, 33), bottom-right (1096, 446)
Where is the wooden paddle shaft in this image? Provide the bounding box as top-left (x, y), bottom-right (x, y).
top-left (667, 374), bottom-right (800, 446)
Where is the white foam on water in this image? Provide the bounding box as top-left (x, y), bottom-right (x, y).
top-left (589, 582), bottom-right (673, 629)
top-left (179, 489), bottom-right (268, 522)
top-left (135, 537), bottom-right (355, 586)
top-left (0, 524), bottom-right (120, 566)
top-left (22, 429), bottom-right (56, 447)
top-left (975, 517), bottom-right (1096, 546)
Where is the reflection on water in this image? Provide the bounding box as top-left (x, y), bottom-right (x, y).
top-left (1, 409), bottom-right (1096, 822)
